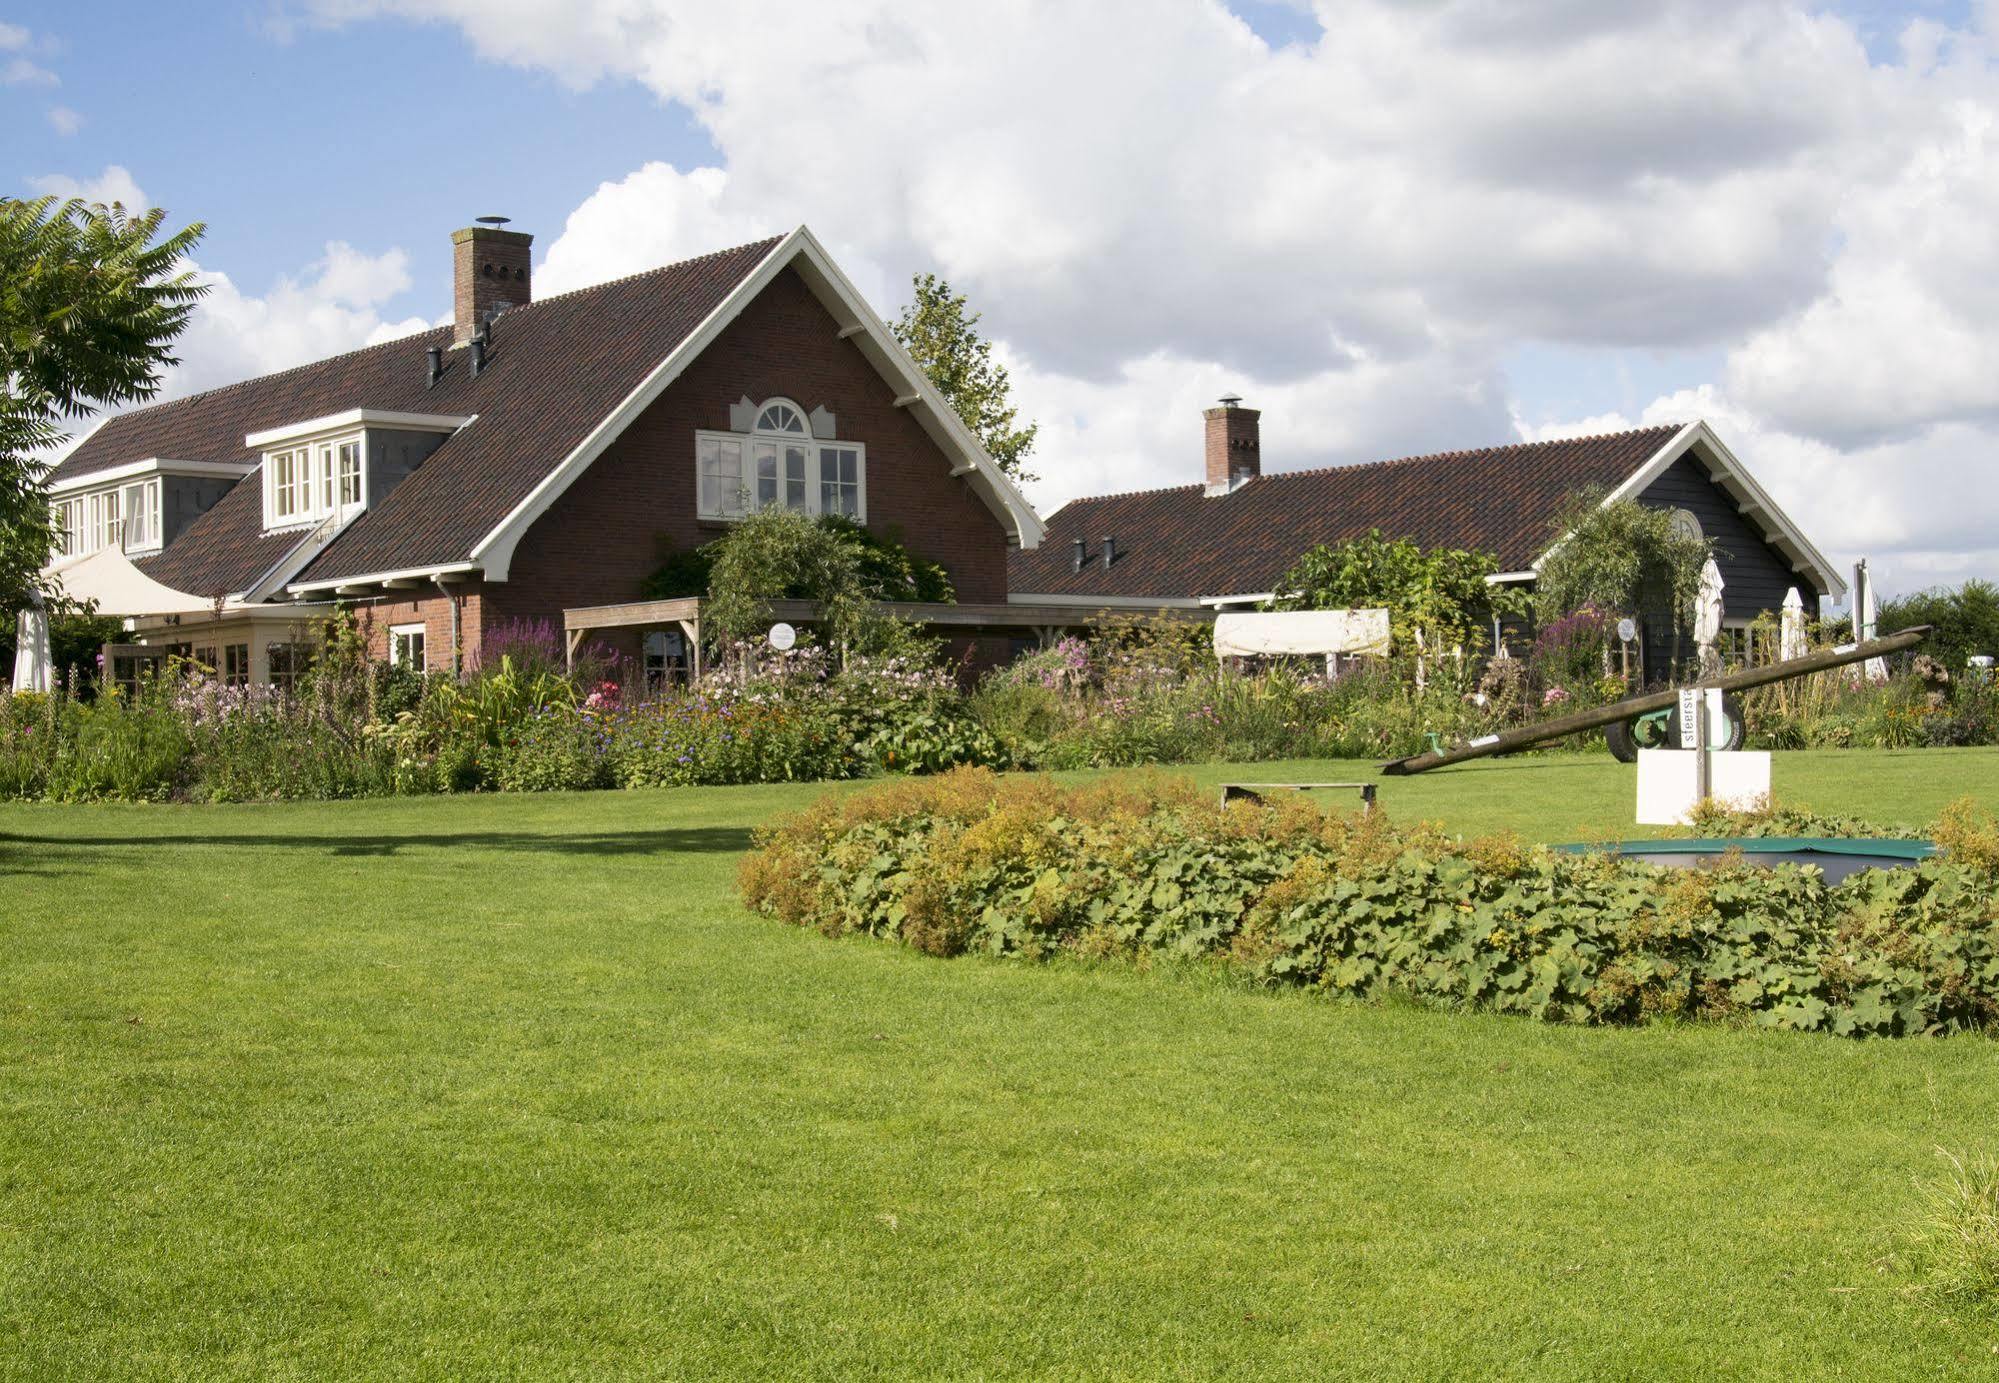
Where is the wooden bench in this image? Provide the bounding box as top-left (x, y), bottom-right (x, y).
top-left (1219, 782), bottom-right (1377, 814)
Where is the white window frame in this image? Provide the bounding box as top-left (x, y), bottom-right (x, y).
top-left (388, 622), bottom-right (427, 671)
top-left (88, 488), bottom-right (123, 553)
top-left (51, 497), bottom-right (84, 557)
top-left (120, 478), bottom-right (162, 554)
top-left (695, 398), bottom-right (865, 523)
top-left (263, 431), bottom-right (366, 532)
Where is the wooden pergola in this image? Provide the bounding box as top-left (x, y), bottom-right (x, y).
top-left (561, 596), bottom-right (1212, 677)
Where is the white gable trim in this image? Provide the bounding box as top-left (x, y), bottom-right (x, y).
top-left (468, 225), bottom-right (1044, 582)
top-left (1529, 419), bottom-right (1844, 599)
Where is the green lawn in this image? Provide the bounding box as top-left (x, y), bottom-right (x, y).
top-left (5, 750), bottom-right (1999, 1379)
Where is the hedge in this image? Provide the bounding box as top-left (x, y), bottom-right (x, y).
top-left (741, 770), bottom-right (1999, 1038)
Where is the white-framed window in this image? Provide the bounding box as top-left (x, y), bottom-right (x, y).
top-left (696, 398), bottom-right (864, 522)
top-left (120, 478), bottom-right (161, 553)
top-left (88, 488), bottom-right (123, 552)
top-left (388, 622), bottom-right (427, 671)
top-left (51, 497), bottom-right (84, 557)
top-left (264, 432), bottom-right (364, 531)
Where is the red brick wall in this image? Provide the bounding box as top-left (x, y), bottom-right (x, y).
top-left (355, 586), bottom-right (483, 672)
top-left (479, 266), bottom-right (1010, 643)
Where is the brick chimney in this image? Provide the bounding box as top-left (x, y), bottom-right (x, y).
top-left (1204, 395), bottom-right (1260, 496)
top-left (452, 218), bottom-right (533, 344)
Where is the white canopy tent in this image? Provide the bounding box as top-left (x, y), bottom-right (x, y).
top-left (12, 548), bottom-right (219, 693)
top-left (40, 546), bottom-right (216, 618)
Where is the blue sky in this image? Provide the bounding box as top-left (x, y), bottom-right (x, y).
top-left (7, 1), bottom-right (1999, 591)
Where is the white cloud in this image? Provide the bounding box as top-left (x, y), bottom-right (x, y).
top-left (165, 247), bottom-right (432, 402)
top-left (151, 3), bottom-right (1999, 585)
top-left (30, 165), bottom-right (148, 208)
top-left (30, 168), bottom-right (433, 444)
top-left (535, 164), bottom-right (774, 297)
top-left (2, 54), bottom-right (56, 86)
top-left (46, 104), bottom-right (81, 135)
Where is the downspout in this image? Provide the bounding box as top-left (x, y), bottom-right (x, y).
top-left (435, 576), bottom-right (462, 678)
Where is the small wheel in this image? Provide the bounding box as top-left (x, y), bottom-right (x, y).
top-left (1664, 693), bottom-right (1747, 751)
top-left (1605, 719), bottom-right (1638, 763)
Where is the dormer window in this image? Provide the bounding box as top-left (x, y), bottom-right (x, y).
top-left (264, 435), bottom-right (364, 530)
top-left (246, 409), bottom-right (471, 536)
top-left (697, 396), bottom-right (866, 522)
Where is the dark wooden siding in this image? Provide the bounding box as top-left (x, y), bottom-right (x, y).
top-left (1635, 453), bottom-right (1825, 681)
top-left (1639, 454), bottom-right (1821, 615)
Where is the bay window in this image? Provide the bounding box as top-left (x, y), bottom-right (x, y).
top-left (696, 397), bottom-right (864, 522)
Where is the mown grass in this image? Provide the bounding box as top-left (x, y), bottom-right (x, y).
top-left (4, 749), bottom-right (1999, 1379)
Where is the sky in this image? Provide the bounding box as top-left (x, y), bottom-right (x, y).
top-left (6, 0), bottom-right (1998, 600)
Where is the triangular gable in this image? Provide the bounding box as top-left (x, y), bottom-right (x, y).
top-left (464, 225), bottom-right (1044, 583)
top-left (1531, 420), bottom-right (1845, 599)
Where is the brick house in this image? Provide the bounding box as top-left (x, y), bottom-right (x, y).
top-left (1009, 402), bottom-right (1843, 680)
top-left (43, 223), bottom-right (1043, 683)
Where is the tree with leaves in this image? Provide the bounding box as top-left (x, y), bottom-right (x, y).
top-left (1, 195), bottom-right (206, 608)
top-left (1272, 529), bottom-right (1518, 656)
top-left (1533, 491), bottom-right (1712, 634)
top-left (892, 273), bottom-right (1038, 483)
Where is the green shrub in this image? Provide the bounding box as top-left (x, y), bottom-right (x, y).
top-left (743, 771), bottom-right (1999, 1038)
top-left (487, 709), bottom-right (611, 792)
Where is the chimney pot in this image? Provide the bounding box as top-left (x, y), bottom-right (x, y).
top-left (1203, 395), bottom-right (1261, 496)
top-left (426, 345), bottom-right (443, 388)
top-left (469, 337), bottom-right (487, 377)
top-left (1072, 537), bottom-right (1087, 572)
top-left (1101, 536), bottom-right (1116, 567)
top-left (453, 221), bottom-right (533, 345)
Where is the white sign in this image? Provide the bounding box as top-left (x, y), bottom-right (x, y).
top-left (1636, 749), bottom-right (1771, 826)
top-left (1616, 617), bottom-right (1637, 643)
top-left (767, 622), bottom-right (797, 651)
top-left (1677, 689), bottom-right (1701, 749)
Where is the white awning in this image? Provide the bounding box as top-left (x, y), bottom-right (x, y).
top-left (1213, 609), bottom-right (1390, 658)
top-left (44, 546), bottom-right (215, 617)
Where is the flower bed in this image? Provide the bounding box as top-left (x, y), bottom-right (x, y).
top-left (742, 770), bottom-right (1999, 1038)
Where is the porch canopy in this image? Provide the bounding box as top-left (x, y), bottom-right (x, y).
top-left (562, 596), bottom-right (1212, 676)
top-left (44, 545), bottom-right (215, 618)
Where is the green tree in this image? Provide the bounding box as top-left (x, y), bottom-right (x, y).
top-left (1533, 491), bottom-right (1711, 633)
top-left (702, 507), bottom-right (871, 652)
top-left (1, 194), bottom-right (206, 608)
top-left (1272, 529), bottom-right (1517, 656)
top-left (892, 273), bottom-right (1038, 483)
top-left (1880, 580), bottom-right (1999, 669)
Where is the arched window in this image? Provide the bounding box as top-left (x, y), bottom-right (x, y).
top-left (755, 400), bottom-right (807, 435)
top-left (696, 397), bottom-right (867, 522)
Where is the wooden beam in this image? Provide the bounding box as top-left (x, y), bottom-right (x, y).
top-left (380, 578), bottom-right (422, 591)
top-left (892, 393), bottom-right (922, 408)
top-left (948, 462), bottom-right (976, 476)
top-left (1381, 626), bottom-right (1932, 776)
top-left (836, 323), bottom-right (867, 339)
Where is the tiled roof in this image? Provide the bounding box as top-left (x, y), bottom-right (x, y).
top-left (1008, 425), bottom-right (1684, 601)
top-left (58, 236), bottom-right (784, 596)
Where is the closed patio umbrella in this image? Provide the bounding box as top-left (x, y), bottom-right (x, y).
top-left (1780, 587), bottom-right (1807, 663)
top-left (12, 600), bottom-right (51, 693)
top-left (1694, 557), bottom-right (1725, 678)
